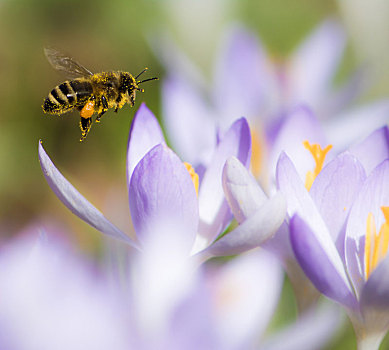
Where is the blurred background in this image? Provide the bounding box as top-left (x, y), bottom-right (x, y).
top-left (0, 0), bottom-right (389, 348)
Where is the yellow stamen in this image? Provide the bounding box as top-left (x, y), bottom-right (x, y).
top-left (365, 213), bottom-right (375, 279)
top-left (365, 207), bottom-right (389, 280)
top-left (303, 141), bottom-right (332, 191)
top-left (184, 162), bottom-right (199, 197)
top-left (250, 127), bottom-right (263, 179)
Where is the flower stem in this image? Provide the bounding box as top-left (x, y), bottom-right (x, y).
top-left (356, 333), bottom-right (384, 350)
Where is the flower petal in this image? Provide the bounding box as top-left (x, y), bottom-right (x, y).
top-left (38, 142), bottom-right (137, 247)
top-left (271, 106), bottom-right (328, 182)
top-left (199, 192), bottom-right (285, 259)
top-left (127, 103), bottom-right (165, 182)
top-left (325, 100), bottom-right (389, 151)
top-left (288, 20), bottom-right (346, 109)
top-left (162, 76), bottom-right (217, 166)
top-left (206, 250), bottom-right (283, 348)
top-left (276, 152), bottom-right (356, 308)
top-left (361, 255), bottom-right (389, 310)
top-left (345, 159), bottom-right (389, 297)
top-left (222, 156), bottom-right (267, 223)
top-left (290, 214), bottom-right (357, 310)
top-left (0, 235), bottom-right (130, 350)
top-left (349, 126), bottom-right (389, 175)
top-left (261, 302), bottom-right (343, 350)
top-left (212, 25), bottom-right (278, 125)
top-left (129, 144), bottom-right (198, 253)
top-left (196, 118), bottom-right (251, 250)
top-left (310, 152), bottom-right (366, 248)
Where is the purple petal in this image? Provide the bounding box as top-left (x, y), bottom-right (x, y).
top-left (129, 144), bottom-right (198, 253)
top-left (349, 126), bottom-right (389, 175)
top-left (345, 159), bottom-right (389, 297)
top-left (288, 20), bottom-right (346, 108)
top-left (199, 192), bottom-right (285, 258)
top-left (162, 76), bottom-right (217, 166)
top-left (261, 302), bottom-right (343, 350)
top-left (361, 255), bottom-right (389, 312)
top-left (222, 156), bottom-right (267, 223)
top-left (276, 151), bottom-right (328, 229)
top-left (276, 152), bottom-right (355, 304)
top-left (290, 214), bottom-right (357, 310)
top-left (325, 100), bottom-right (389, 151)
top-left (310, 152), bottom-right (366, 248)
top-left (38, 142), bottom-right (137, 247)
top-left (127, 103), bottom-right (165, 182)
top-left (323, 68), bottom-right (366, 118)
top-left (0, 236), bottom-right (131, 350)
top-left (271, 106), bottom-right (329, 182)
top-left (212, 25), bottom-right (277, 125)
top-left (196, 118), bottom-right (251, 250)
top-left (205, 251), bottom-right (283, 348)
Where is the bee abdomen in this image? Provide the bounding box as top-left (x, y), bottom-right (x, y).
top-left (43, 80), bottom-right (93, 114)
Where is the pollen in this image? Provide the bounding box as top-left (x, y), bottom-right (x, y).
top-left (250, 127), bottom-right (264, 179)
top-left (303, 141), bottom-right (332, 191)
top-left (80, 99), bottom-right (95, 119)
top-left (184, 162), bottom-right (199, 197)
top-left (365, 207), bottom-right (389, 280)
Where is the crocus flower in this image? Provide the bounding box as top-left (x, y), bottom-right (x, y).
top-left (203, 249), bottom-right (342, 350)
top-left (222, 105), bottom-right (335, 305)
top-left (39, 103), bottom-right (285, 263)
top-left (119, 223), bottom-right (340, 350)
top-left (276, 125), bottom-right (389, 349)
top-left (157, 20), bottom-right (389, 181)
top-left (0, 232), bottom-right (130, 350)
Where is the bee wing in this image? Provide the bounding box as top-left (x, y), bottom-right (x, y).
top-left (44, 47), bottom-right (93, 79)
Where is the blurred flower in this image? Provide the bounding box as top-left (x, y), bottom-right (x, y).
top-left (0, 221), bottom-right (339, 349)
top-left (39, 103), bottom-right (285, 263)
top-left (130, 229), bottom-right (341, 350)
top-left (276, 126), bottom-right (389, 348)
top-left (155, 19), bottom-right (389, 182)
top-left (0, 232), bottom-right (130, 350)
top-left (203, 249), bottom-right (342, 350)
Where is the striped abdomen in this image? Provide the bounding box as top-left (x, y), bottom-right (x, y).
top-left (43, 79), bottom-right (93, 114)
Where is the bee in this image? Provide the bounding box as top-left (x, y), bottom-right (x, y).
top-left (42, 47), bottom-right (158, 141)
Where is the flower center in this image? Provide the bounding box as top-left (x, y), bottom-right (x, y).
top-left (303, 141), bottom-right (332, 191)
top-left (364, 207), bottom-right (389, 280)
top-left (184, 162), bottom-right (199, 196)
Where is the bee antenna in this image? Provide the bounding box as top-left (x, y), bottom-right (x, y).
top-left (135, 67), bottom-right (148, 80)
top-left (138, 77), bottom-right (159, 85)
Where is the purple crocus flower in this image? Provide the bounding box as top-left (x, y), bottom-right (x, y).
top-left (0, 233), bottom-right (131, 350)
top-left (157, 20), bottom-right (389, 179)
top-left (276, 126), bottom-right (389, 348)
top-left (38, 103), bottom-right (285, 263)
top-left (222, 105), bottom-right (389, 318)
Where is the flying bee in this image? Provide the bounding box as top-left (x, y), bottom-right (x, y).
top-left (42, 47), bottom-right (158, 141)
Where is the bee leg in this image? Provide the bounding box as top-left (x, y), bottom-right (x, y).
top-left (96, 95), bottom-right (108, 123)
top-left (96, 110), bottom-right (106, 123)
top-left (114, 95), bottom-right (123, 113)
top-left (79, 117), bottom-right (93, 142)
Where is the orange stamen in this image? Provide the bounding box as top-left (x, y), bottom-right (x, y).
top-left (365, 207), bottom-right (389, 280)
top-left (303, 141), bottom-right (332, 191)
top-left (250, 127), bottom-right (263, 179)
top-left (184, 162), bottom-right (199, 197)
